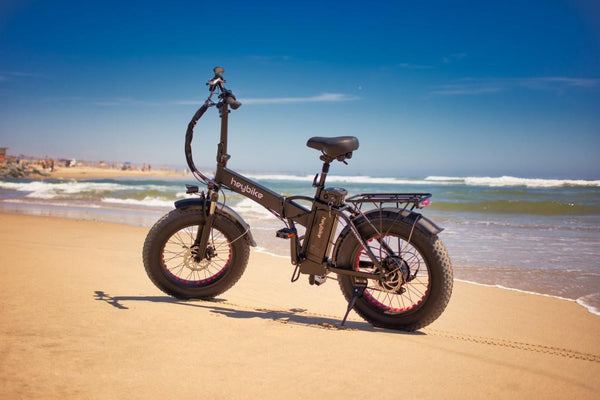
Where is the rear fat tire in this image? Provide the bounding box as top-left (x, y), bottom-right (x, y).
top-left (335, 213), bottom-right (453, 331)
top-left (142, 207), bottom-right (250, 299)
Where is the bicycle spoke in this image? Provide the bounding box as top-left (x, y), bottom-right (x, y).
top-left (162, 224), bottom-right (232, 286)
top-left (357, 231), bottom-right (430, 313)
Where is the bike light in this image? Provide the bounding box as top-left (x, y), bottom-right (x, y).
top-left (419, 198), bottom-right (431, 208)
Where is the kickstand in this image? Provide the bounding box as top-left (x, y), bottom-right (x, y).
top-left (341, 283), bottom-right (366, 326)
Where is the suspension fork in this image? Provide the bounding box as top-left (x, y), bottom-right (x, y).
top-left (193, 185), bottom-right (219, 260)
top-left (192, 99), bottom-right (230, 260)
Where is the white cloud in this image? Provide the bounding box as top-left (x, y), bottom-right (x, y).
top-left (430, 76), bottom-right (600, 96)
top-left (243, 93), bottom-right (358, 105)
top-left (93, 98), bottom-right (159, 106)
top-left (172, 93), bottom-right (358, 106)
top-left (521, 77), bottom-right (600, 89)
top-left (442, 53), bottom-right (467, 64)
top-left (0, 71), bottom-right (44, 82)
top-left (396, 63), bottom-right (434, 69)
top-left (430, 83), bottom-right (503, 96)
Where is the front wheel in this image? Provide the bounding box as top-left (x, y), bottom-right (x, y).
top-left (142, 207), bottom-right (250, 299)
top-left (334, 212), bottom-right (453, 331)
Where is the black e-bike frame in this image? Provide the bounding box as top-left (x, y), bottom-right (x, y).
top-left (184, 76), bottom-right (441, 283)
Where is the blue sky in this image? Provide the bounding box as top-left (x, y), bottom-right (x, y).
top-left (1, 0), bottom-right (599, 178)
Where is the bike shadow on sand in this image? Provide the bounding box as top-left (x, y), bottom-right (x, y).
top-left (93, 290), bottom-right (423, 335)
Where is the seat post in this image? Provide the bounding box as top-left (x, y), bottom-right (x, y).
top-left (314, 161), bottom-right (330, 199)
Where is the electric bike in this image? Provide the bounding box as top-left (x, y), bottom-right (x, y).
top-left (142, 67), bottom-right (453, 331)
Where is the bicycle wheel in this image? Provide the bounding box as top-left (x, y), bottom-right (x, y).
top-left (142, 207), bottom-right (250, 299)
top-left (334, 211), bottom-right (453, 331)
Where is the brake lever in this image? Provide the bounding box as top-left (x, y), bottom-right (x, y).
top-left (207, 76), bottom-right (225, 88)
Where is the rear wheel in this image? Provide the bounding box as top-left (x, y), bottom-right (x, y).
top-left (335, 212), bottom-right (453, 331)
top-left (142, 207), bottom-right (250, 299)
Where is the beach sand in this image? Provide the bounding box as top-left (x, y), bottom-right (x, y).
top-left (47, 165), bottom-right (189, 180)
top-left (1, 213), bottom-right (599, 399)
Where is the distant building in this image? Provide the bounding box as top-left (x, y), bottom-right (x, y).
top-left (0, 147), bottom-right (7, 162)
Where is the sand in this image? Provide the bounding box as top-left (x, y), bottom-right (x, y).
top-left (1, 213), bottom-right (599, 399)
top-left (47, 165), bottom-right (189, 180)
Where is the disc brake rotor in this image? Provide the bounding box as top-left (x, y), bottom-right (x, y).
top-left (183, 246), bottom-right (213, 271)
top-left (376, 256), bottom-right (410, 293)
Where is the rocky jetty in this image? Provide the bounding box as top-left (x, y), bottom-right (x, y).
top-left (0, 163), bottom-right (49, 179)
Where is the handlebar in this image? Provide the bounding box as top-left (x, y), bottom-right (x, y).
top-left (185, 67), bottom-right (241, 183)
top-left (205, 67), bottom-right (242, 109)
top-left (225, 93), bottom-right (242, 110)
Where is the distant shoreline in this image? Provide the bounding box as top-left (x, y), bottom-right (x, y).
top-left (0, 163), bottom-right (191, 180)
top-left (48, 165), bottom-right (190, 180)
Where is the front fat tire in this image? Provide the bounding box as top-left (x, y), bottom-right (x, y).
top-left (142, 207), bottom-right (250, 299)
top-left (335, 215), bottom-right (453, 331)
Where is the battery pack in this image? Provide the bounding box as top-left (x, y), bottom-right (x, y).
top-left (299, 207), bottom-right (337, 275)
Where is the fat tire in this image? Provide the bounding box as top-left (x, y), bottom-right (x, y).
top-left (142, 207), bottom-right (250, 299)
top-left (335, 213), bottom-right (453, 331)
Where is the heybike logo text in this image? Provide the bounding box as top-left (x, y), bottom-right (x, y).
top-left (230, 176), bottom-right (264, 199)
top-left (316, 215), bottom-right (327, 239)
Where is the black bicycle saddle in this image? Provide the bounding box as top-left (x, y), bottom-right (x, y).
top-left (306, 136), bottom-right (359, 162)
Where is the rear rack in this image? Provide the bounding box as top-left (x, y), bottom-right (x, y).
top-left (346, 193), bottom-right (432, 211)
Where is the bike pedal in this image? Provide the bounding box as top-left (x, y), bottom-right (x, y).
top-left (276, 228), bottom-right (296, 239)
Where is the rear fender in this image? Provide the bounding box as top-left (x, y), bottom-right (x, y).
top-left (332, 208), bottom-right (443, 266)
top-left (174, 198), bottom-right (257, 247)
top-left (359, 207), bottom-right (444, 236)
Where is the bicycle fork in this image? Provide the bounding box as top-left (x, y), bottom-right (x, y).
top-left (192, 187), bottom-right (220, 260)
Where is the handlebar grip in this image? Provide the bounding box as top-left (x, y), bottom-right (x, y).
top-left (226, 96), bottom-right (242, 110)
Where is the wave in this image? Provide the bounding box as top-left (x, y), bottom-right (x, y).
top-left (244, 173), bottom-right (446, 185)
top-left (0, 180), bottom-right (129, 199)
top-left (3, 174), bottom-right (599, 192)
top-left (431, 199), bottom-right (600, 215)
top-left (101, 197), bottom-right (175, 208)
top-left (427, 175), bottom-right (600, 188)
top-left (231, 198), bottom-right (280, 220)
top-left (455, 279), bottom-right (600, 316)
top-left (576, 293), bottom-right (600, 316)
top-left (218, 174), bottom-right (600, 188)
top-left (1, 198), bottom-right (102, 209)
top-left (2, 196), bottom-right (176, 209)
top-left (244, 173), bottom-right (314, 182)
top-left (0, 180), bottom-right (178, 200)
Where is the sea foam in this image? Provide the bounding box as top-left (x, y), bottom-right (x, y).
top-left (238, 174), bottom-right (600, 188)
top-left (456, 278), bottom-right (600, 316)
top-left (425, 176), bottom-right (600, 188)
top-left (101, 197), bottom-right (175, 208)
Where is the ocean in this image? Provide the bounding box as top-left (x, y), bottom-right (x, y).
top-left (1, 173), bottom-right (599, 316)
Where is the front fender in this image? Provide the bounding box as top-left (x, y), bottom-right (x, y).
top-left (174, 198), bottom-right (257, 247)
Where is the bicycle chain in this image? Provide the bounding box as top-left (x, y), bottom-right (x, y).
top-left (211, 299), bottom-right (600, 363)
